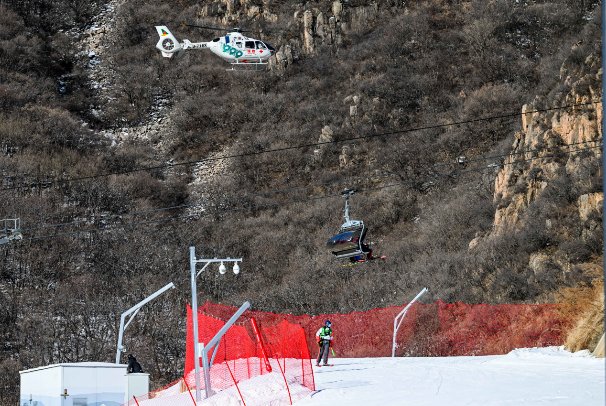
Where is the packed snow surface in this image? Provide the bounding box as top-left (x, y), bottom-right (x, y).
top-left (299, 347), bottom-right (605, 406)
top-left (140, 371), bottom-right (310, 405)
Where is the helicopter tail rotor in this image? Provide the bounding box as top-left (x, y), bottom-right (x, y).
top-left (155, 26), bottom-right (183, 58)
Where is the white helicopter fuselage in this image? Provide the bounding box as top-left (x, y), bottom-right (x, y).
top-left (155, 26), bottom-right (274, 65)
top-left (208, 33), bottom-right (273, 64)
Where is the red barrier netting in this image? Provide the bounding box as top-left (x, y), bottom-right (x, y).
top-left (127, 304), bottom-right (314, 406)
top-left (185, 305), bottom-right (314, 405)
top-left (200, 300), bottom-right (569, 358)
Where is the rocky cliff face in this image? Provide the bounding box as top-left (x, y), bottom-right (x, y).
top-left (473, 50), bottom-right (602, 290)
top-left (493, 58), bottom-right (602, 233)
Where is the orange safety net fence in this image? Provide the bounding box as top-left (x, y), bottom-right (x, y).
top-left (200, 300), bottom-right (569, 357)
top-left (184, 304), bottom-right (315, 404)
top-left (127, 303), bottom-right (315, 405)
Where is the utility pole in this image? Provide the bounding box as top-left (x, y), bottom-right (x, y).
top-left (189, 245), bottom-right (242, 401)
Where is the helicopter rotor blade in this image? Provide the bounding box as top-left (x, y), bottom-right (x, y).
top-left (185, 24), bottom-right (227, 31)
top-left (185, 24), bottom-right (252, 33)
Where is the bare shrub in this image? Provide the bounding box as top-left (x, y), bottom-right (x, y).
top-left (558, 278), bottom-right (604, 352)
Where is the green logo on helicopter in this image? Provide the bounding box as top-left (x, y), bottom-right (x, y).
top-left (222, 44), bottom-right (244, 58)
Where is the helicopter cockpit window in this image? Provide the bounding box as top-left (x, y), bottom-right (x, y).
top-left (256, 41), bottom-right (267, 49)
top-left (245, 41), bottom-right (255, 49)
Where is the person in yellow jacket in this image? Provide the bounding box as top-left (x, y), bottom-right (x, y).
top-left (315, 320), bottom-right (333, 366)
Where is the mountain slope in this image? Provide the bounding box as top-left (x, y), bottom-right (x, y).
top-left (0, 0), bottom-right (601, 398)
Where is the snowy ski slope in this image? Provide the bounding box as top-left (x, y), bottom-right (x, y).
top-left (298, 347), bottom-right (605, 406)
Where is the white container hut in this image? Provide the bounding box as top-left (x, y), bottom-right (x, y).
top-left (19, 362), bottom-right (149, 406)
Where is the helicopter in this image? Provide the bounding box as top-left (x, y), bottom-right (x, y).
top-left (155, 25), bottom-right (276, 68)
top-left (326, 190), bottom-right (385, 264)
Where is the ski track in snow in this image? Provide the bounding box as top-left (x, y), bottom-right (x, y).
top-left (297, 347), bottom-right (605, 406)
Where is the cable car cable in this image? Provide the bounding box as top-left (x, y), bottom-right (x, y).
top-left (10, 143), bottom-right (600, 244)
top-left (15, 139), bottom-right (600, 234)
top-left (0, 100), bottom-right (599, 193)
top-left (13, 142), bottom-right (604, 234)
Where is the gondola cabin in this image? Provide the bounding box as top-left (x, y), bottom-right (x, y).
top-left (0, 218), bottom-right (21, 245)
top-left (327, 190), bottom-right (371, 260)
top-left (327, 222), bottom-right (367, 259)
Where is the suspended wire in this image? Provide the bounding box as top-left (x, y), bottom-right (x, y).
top-left (0, 100), bottom-right (599, 193)
top-left (19, 173), bottom-right (370, 232)
top-left (17, 138), bottom-right (601, 234)
top-left (20, 203), bottom-right (190, 232)
top-left (436, 138), bottom-right (602, 167)
top-left (21, 134), bottom-right (601, 227)
top-left (14, 143), bottom-right (601, 244)
top-left (4, 100), bottom-right (602, 234)
top-left (379, 144), bottom-right (603, 192)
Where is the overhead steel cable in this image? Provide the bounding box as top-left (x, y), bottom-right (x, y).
top-left (16, 138), bottom-right (601, 234)
top-left (19, 203), bottom-right (191, 232)
top-left (377, 144), bottom-right (603, 193)
top-left (14, 143), bottom-right (601, 244)
top-left (0, 100), bottom-right (599, 193)
top-left (435, 138), bottom-right (602, 167)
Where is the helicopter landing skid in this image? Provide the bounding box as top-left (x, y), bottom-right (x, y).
top-left (227, 61), bottom-right (268, 72)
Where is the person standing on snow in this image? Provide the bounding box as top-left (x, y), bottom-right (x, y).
top-left (127, 354), bottom-right (143, 373)
top-left (315, 320), bottom-right (333, 366)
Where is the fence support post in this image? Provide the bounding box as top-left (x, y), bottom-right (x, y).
top-left (251, 317), bottom-right (272, 372)
top-left (183, 377), bottom-right (197, 406)
top-left (226, 361), bottom-right (247, 406)
top-left (200, 301), bottom-right (251, 398)
top-left (274, 356), bottom-right (293, 405)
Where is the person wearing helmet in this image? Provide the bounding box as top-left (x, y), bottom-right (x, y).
top-left (315, 320), bottom-right (333, 366)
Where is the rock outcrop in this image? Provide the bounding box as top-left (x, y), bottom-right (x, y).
top-left (491, 56), bottom-right (602, 234)
top-left (294, 1), bottom-right (378, 55)
top-left (474, 49), bottom-right (602, 351)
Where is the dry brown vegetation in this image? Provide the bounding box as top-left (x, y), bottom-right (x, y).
top-left (0, 0), bottom-right (602, 399)
top-left (558, 266), bottom-right (604, 354)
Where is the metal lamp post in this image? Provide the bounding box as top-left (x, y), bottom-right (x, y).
top-left (115, 282), bottom-right (176, 364)
top-left (189, 245), bottom-right (242, 401)
top-left (391, 287), bottom-right (428, 358)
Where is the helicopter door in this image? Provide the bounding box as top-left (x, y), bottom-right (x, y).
top-left (244, 40), bottom-right (258, 58)
top-left (326, 224), bottom-right (367, 259)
